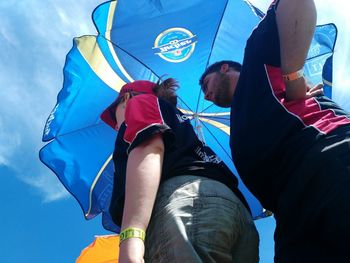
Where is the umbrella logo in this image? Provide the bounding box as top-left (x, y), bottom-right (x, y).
top-left (153, 27), bottom-right (197, 63)
top-left (43, 104), bottom-right (59, 137)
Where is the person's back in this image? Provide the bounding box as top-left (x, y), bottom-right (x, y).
top-left (102, 79), bottom-right (259, 262)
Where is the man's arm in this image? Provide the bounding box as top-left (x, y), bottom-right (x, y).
top-left (119, 134), bottom-right (164, 263)
top-left (276, 0), bottom-right (317, 100)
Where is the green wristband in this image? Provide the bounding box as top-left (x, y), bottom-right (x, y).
top-left (119, 227), bottom-right (146, 244)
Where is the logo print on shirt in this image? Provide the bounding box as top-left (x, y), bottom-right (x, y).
top-left (195, 146), bottom-right (221, 164)
top-left (176, 113), bottom-right (192, 123)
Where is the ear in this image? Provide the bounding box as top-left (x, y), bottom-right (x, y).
top-left (117, 92), bottom-right (131, 111)
top-left (122, 92), bottom-right (131, 103)
top-left (220, 63), bottom-right (229, 73)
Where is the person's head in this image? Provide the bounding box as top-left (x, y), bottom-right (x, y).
top-left (199, 60), bottom-right (241, 107)
top-left (101, 78), bottom-right (179, 130)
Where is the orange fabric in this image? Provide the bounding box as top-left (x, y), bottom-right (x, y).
top-left (76, 235), bottom-right (119, 263)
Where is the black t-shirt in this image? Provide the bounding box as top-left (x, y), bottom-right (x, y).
top-left (110, 94), bottom-right (247, 226)
top-left (230, 0), bottom-right (350, 210)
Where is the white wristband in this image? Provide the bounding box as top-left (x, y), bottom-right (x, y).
top-left (282, 69), bottom-right (304, 82)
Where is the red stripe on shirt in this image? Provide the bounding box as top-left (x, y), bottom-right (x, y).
top-left (265, 64), bottom-right (350, 134)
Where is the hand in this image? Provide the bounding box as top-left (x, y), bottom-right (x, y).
top-left (305, 83), bottom-right (324, 98)
top-left (285, 76), bottom-right (323, 101)
top-left (119, 238), bottom-right (145, 263)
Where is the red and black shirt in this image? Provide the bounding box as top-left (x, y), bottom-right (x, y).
top-left (230, 0), bottom-right (350, 211)
top-left (110, 94), bottom-right (247, 226)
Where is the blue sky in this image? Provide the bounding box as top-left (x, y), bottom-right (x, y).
top-left (1, 1), bottom-right (350, 262)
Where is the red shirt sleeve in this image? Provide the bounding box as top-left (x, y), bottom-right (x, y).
top-left (123, 94), bottom-right (170, 151)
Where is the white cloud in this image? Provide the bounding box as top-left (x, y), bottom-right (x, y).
top-left (21, 169), bottom-right (70, 202)
top-left (0, 0), bottom-right (103, 202)
top-left (0, 117), bottom-right (21, 166)
top-left (0, 26), bottom-right (19, 48)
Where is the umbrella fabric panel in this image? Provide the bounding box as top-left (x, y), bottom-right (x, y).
top-left (40, 34), bottom-right (122, 232)
top-left (42, 35), bottom-right (124, 142)
top-left (103, 0), bottom-right (260, 112)
top-left (40, 123), bottom-right (116, 215)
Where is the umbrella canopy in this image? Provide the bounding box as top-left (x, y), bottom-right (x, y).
top-left (40, 0), bottom-right (337, 233)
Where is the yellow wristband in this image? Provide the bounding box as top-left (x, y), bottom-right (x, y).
top-left (282, 69), bottom-right (304, 82)
top-left (119, 227), bottom-right (146, 244)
